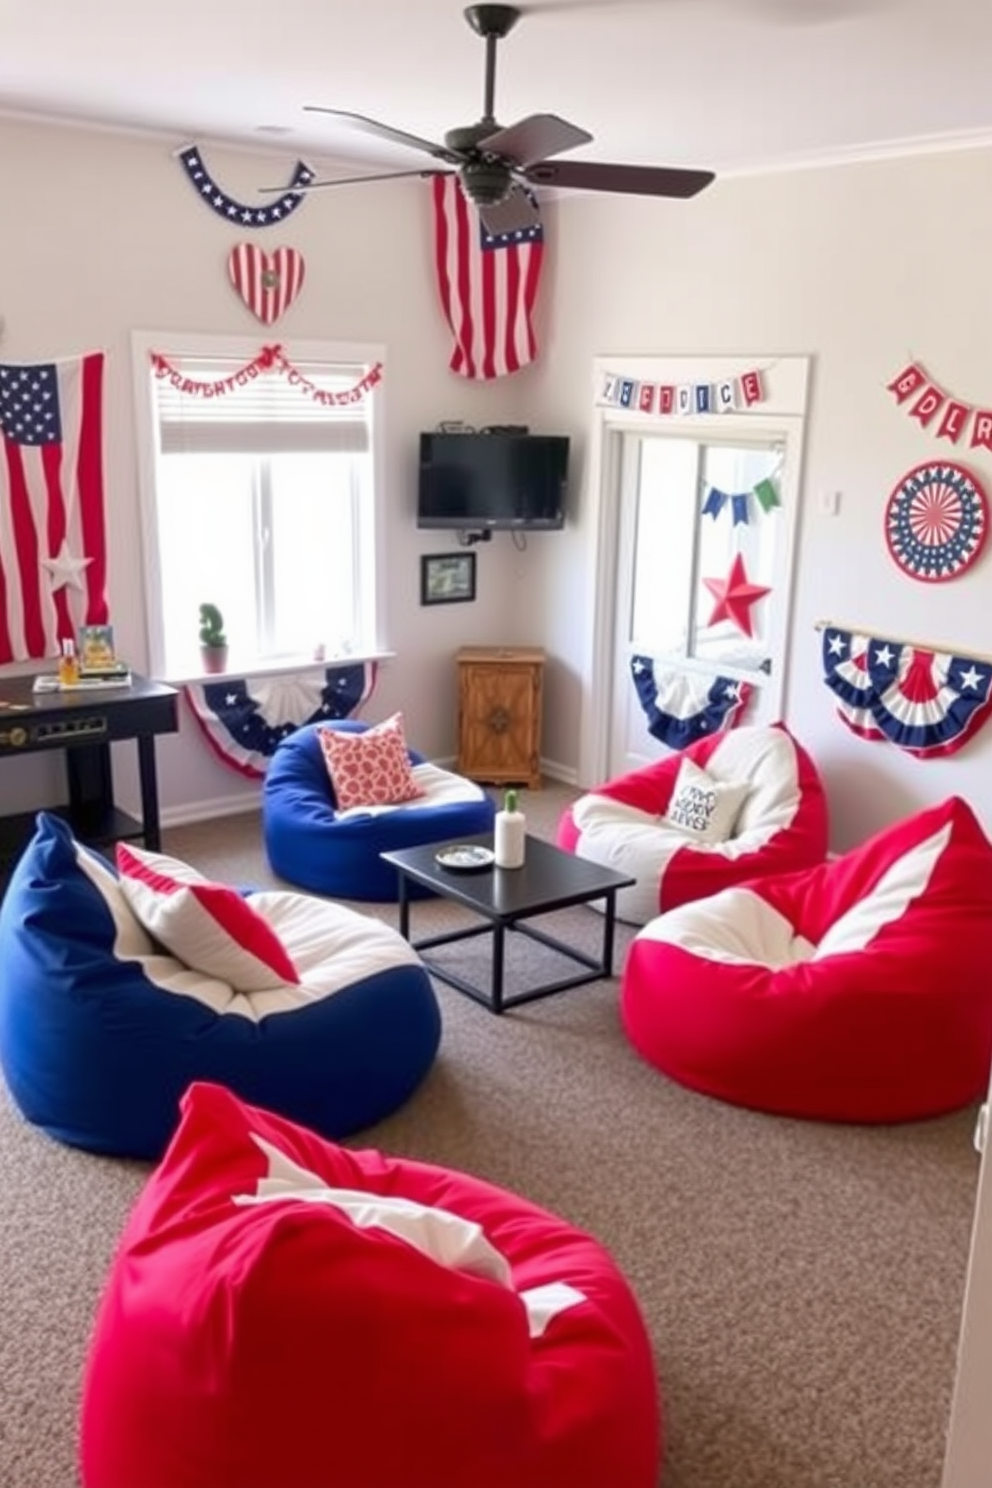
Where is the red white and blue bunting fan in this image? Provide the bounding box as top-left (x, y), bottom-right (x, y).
top-left (631, 655), bottom-right (753, 750)
top-left (820, 627), bottom-right (992, 758)
top-left (176, 145), bottom-right (315, 226)
top-left (884, 462), bottom-right (988, 583)
top-left (184, 664), bottom-right (377, 778)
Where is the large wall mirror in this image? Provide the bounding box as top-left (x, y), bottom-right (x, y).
top-left (582, 355), bottom-right (811, 784)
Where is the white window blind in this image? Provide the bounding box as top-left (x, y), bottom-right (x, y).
top-left (155, 358), bottom-right (372, 455)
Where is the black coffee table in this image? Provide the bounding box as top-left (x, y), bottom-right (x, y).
top-left (380, 834), bottom-right (636, 1015)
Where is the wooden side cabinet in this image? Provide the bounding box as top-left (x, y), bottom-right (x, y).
top-left (456, 646), bottom-right (545, 790)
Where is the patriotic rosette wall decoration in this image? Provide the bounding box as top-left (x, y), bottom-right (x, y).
top-left (185, 664), bottom-right (377, 778)
top-left (820, 627), bottom-right (992, 758)
top-left (0, 351), bottom-right (109, 663)
top-left (631, 655), bottom-right (753, 750)
top-left (884, 462), bottom-right (988, 583)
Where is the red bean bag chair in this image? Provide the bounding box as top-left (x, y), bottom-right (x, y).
top-left (621, 796), bottom-right (992, 1122)
top-left (80, 1081), bottom-right (660, 1488)
top-left (558, 723), bottom-right (829, 925)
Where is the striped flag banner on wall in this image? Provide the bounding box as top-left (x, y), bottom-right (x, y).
top-left (430, 175), bottom-right (545, 380)
top-left (184, 663), bottom-right (378, 778)
top-left (0, 350), bottom-right (108, 664)
top-left (227, 245), bottom-right (306, 326)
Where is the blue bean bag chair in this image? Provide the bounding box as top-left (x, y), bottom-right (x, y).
top-left (0, 812), bottom-right (442, 1159)
top-left (263, 718), bottom-right (496, 900)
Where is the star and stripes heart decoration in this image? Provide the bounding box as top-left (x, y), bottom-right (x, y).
top-left (227, 245), bottom-right (306, 326)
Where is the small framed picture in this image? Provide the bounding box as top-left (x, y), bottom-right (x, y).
top-left (421, 551), bottom-right (477, 606)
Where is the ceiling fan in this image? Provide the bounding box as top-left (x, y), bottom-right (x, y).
top-left (282, 3), bottom-right (715, 235)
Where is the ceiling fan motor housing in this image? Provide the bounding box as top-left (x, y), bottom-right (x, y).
top-left (459, 157), bottom-right (514, 206)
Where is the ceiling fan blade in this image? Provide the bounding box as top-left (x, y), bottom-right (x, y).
top-left (478, 113), bottom-right (592, 168)
top-left (303, 107), bottom-right (463, 164)
top-left (478, 185), bottom-right (543, 237)
top-left (523, 159), bottom-right (716, 200)
top-left (259, 167), bottom-right (447, 194)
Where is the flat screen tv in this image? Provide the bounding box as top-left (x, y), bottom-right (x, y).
top-left (417, 432), bottom-right (569, 531)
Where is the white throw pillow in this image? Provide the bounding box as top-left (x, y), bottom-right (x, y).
top-left (663, 756), bottom-right (750, 845)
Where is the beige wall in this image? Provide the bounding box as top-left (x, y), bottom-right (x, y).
top-left (2, 119), bottom-right (992, 857)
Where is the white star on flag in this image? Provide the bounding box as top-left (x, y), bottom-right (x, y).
top-left (42, 542), bottom-right (92, 594)
top-left (827, 633), bottom-right (847, 656)
top-left (957, 665), bottom-right (984, 691)
top-left (873, 644), bottom-right (895, 667)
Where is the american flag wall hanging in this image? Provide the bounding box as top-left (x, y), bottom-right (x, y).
top-left (430, 175), bottom-right (544, 380)
top-left (0, 351), bottom-right (109, 663)
top-left (176, 145), bottom-right (315, 228)
top-left (631, 655), bottom-right (753, 750)
top-left (227, 245), bottom-right (306, 326)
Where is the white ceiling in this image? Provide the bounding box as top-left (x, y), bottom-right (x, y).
top-left (2, 0), bottom-right (991, 189)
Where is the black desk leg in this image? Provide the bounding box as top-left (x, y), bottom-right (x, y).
top-left (137, 735), bottom-right (162, 851)
top-left (66, 743), bottom-right (113, 835)
top-left (396, 874), bottom-right (410, 941)
top-left (491, 923), bottom-right (506, 1016)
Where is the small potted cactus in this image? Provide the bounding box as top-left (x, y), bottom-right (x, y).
top-left (198, 603), bottom-right (228, 674)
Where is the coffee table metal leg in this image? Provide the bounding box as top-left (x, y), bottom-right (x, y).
top-left (396, 873), bottom-right (410, 941)
top-left (491, 923), bottom-right (506, 1015)
top-left (601, 889), bottom-right (618, 977)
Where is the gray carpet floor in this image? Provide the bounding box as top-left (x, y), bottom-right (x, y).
top-left (0, 784), bottom-right (980, 1488)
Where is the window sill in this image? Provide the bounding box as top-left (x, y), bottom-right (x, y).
top-left (164, 650), bottom-right (395, 687)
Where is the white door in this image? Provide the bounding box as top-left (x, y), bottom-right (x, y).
top-left (606, 420), bottom-right (805, 780)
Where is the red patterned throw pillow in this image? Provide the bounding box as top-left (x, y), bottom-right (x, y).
top-left (318, 714), bottom-right (424, 810)
top-left (116, 844), bottom-right (299, 991)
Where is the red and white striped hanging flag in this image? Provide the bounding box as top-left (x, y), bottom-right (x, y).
top-left (0, 350), bottom-right (108, 663)
top-left (430, 174), bottom-right (545, 380)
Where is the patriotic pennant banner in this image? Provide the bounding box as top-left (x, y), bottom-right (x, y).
top-left (176, 145), bottom-right (315, 227)
top-left (598, 368), bottom-right (766, 416)
top-left (184, 663), bottom-right (377, 778)
top-left (631, 655), bottom-right (753, 750)
top-left (0, 351), bottom-right (109, 663)
top-left (149, 346), bottom-right (383, 406)
top-left (820, 627), bottom-right (992, 758)
top-left (886, 362), bottom-right (992, 451)
top-left (430, 175), bottom-right (544, 381)
top-left (702, 476), bottom-right (781, 524)
top-left (227, 245), bottom-right (306, 326)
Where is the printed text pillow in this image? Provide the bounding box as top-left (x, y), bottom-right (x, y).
top-left (318, 713), bottom-right (424, 810)
top-left (663, 756), bottom-right (750, 846)
top-left (116, 844), bottom-right (299, 991)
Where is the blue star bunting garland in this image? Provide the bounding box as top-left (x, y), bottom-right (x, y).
top-left (176, 146), bottom-right (315, 228)
top-left (630, 655), bottom-right (753, 750)
top-left (184, 663), bottom-right (377, 777)
top-left (821, 627), bottom-right (992, 757)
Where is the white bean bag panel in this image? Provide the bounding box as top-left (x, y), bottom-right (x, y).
top-left (80, 1081), bottom-right (660, 1488)
top-left (557, 723), bottom-right (829, 925)
top-left (0, 813), bottom-right (441, 1158)
top-left (621, 796), bottom-right (992, 1121)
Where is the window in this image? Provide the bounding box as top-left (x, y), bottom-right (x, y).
top-left (132, 332), bottom-right (384, 678)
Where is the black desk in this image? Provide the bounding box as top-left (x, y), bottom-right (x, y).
top-left (0, 673), bottom-right (179, 873)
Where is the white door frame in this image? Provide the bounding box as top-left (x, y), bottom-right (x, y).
top-left (580, 353), bottom-right (811, 787)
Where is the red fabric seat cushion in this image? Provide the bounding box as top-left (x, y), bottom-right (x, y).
top-left (80, 1082), bottom-right (660, 1488)
top-left (621, 796), bottom-right (992, 1121)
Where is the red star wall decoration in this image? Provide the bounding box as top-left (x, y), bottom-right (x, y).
top-left (702, 553), bottom-right (771, 637)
